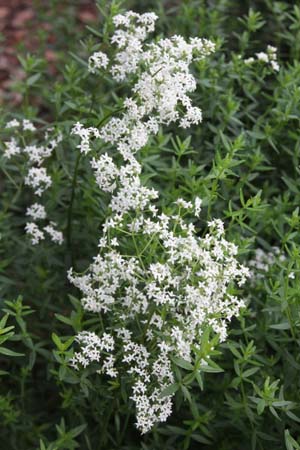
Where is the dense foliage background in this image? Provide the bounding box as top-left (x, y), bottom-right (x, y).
top-left (1, 1), bottom-right (300, 449)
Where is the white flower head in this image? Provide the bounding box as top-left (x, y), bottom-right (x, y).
top-left (25, 167), bottom-right (52, 196)
top-left (6, 119), bottom-right (20, 128)
top-left (23, 119), bottom-right (36, 131)
top-left (26, 203), bottom-right (47, 220)
top-left (88, 51), bottom-right (109, 73)
top-left (3, 138), bottom-right (21, 159)
top-left (25, 222), bottom-right (45, 245)
top-left (44, 222), bottom-right (63, 245)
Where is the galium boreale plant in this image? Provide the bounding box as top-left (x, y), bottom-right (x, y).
top-left (3, 120), bottom-right (63, 245)
top-left (65, 11), bottom-right (250, 434)
top-left (2, 1), bottom-right (300, 448)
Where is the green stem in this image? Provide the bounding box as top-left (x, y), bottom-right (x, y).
top-left (96, 106), bottom-right (125, 128)
top-left (66, 152), bottom-right (82, 268)
top-left (284, 277), bottom-right (297, 340)
top-left (118, 406), bottom-right (132, 446)
top-left (132, 233), bottom-right (146, 271)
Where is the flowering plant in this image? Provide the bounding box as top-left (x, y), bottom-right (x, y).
top-left (65, 11), bottom-right (249, 433)
top-left (1, 2), bottom-right (299, 449)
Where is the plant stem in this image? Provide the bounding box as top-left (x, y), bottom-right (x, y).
top-left (66, 152), bottom-right (82, 268)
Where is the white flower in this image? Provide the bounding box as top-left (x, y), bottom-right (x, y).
top-left (6, 119), bottom-right (20, 128)
top-left (244, 57), bottom-right (255, 65)
top-left (270, 60), bottom-right (279, 72)
top-left (256, 52), bottom-right (269, 63)
top-left (175, 198), bottom-right (193, 209)
top-left (23, 119), bottom-right (36, 131)
top-left (3, 138), bottom-right (21, 159)
top-left (25, 222), bottom-right (45, 245)
top-left (71, 331), bottom-right (117, 375)
top-left (180, 106), bottom-right (202, 128)
top-left (26, 203), bottom-right (47, 220)
top-left (25, 167), bottom-right (52, 196)
top-left (44, 222), bottom-right (63, 245)
top-left (91, 154), bottom-right (118, 192)
top-left (194, 197), bottom-right (202, 217)
top-left (23, 145), bottom-right (52, 165)
top-left (71, 122), bottom-right (100, 154)
top-left (88, 51), bottom-right (109, 73)
top-left (245, 45), bottom-right (279, 72)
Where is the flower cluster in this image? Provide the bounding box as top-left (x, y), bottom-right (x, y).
top-left (69, 205), bottom-right (249, 432)
top-left (69, 11), bottom-right (249, 434)
top-left (71, 331), bottom-right (117, 378)
top-left (249, 246), bottom-right (285, 277)
top-left (73, 14), bottom-right (215, 222)
top-left (3, 121), bottom-right (63, 245)
top-left (244, 45), bottom-right (279, 71)
top-left (88, 51), bottom-right (109, 73)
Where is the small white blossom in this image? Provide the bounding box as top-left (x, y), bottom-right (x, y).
top-left (256, 51), bottom-right (269, 63)
top-left (91, 154), bottom-right (118, 192)
top-left (23, 145), bottom-right (52, 165)
top-left (194, 197), bottom-right (202, 217)
top-left (6, 119), bottom-right (20, 128)
top-left (26, 203), bottom-right (47, 220)
top-left (25, 222), bottom-right (45, 245)
top-left (244, 57), bottom-right (255, 65)
top-left (270, 60), bottom-right (279, 72)
top-left (249, 246), bottom-right (286, 281)
top-left (88, 51), bottom-right (109, 73)
top-left (23, 119), bottom-right (36, 131)
top-left (44, 222), bottom-right (63, 245)
top-left (245, 45), bottom-right (279, 72)
top-left (71, 122), bottom-right (100, 154)
top-left (3, 138), bottom-right (21, 159)
top-left (25, 167), bottom-right (52, 196)
top-left (175, 198), bottom-right (193, 209)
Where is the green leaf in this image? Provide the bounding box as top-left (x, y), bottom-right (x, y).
top-left (191, 433), bottom-right (212, 445)
top-left (69, 423), bottom-right (87, 438)
top-left (198, 364), bottom-right (224, 373)
top-left (257, 399), bottom-right (266, 415)
top-left (181, 385), bottom-right (192, 403)
top-left (195, 371), bottom-right (203, 390)
top-left (285, 429), bottom-right (300, 450)
top-left (0, 347), bottom-right (24, 357)
top-left (52, 333), bottom-right (63, 350)
top-left (0, 314), bottom-right (9, 329)
top-left (273, 400), bottom-right (293, 408)
top-left (242, 367), bottom-right (260, 378)
top-left (27, 73), bottom-right (41, 86)
top-left (227, 343), bottom-right (242, 359)
top-left (160, 383), bottom-right (180, 398)
top-left (55, 314), bottom-right (73, 326)
top-left (270, 322), bottom-right (291, 330)
top-left (0, 325), bottom-right (15, 336)
top-left (172, 356), bottom-right (194, 371)
top-left (39, 439), bottom-right (46, 450)
top-left (270, 406), bottom-right (280, 420)
top-left (286, 411), bottom-right (300, 423)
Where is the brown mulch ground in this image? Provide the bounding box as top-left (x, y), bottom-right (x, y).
top-left (0, 0), bottom-right (97, 105)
